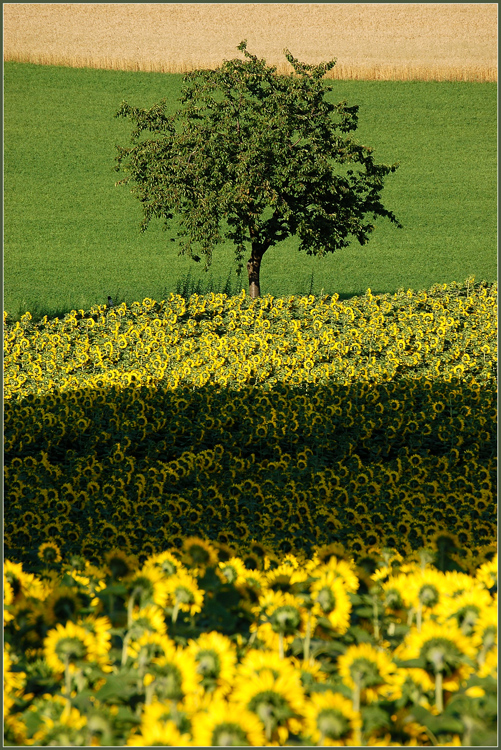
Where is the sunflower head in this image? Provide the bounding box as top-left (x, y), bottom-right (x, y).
top-left (104, 549), bottom-right (137, 580)
top-left (303, 690), bottom-right (362, 745)
top-left (182, 537), bottom-right (218, 569)
top-left (37, 542), bottom-right (62, 566)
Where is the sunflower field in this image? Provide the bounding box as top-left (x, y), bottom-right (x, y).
top-left (4, 277), bottom-right (497, 745)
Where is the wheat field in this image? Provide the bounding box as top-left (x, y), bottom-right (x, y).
top-left (3, 3), bottom-right (498, 81)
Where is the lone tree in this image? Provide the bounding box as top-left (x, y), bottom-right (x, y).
top-left (115, 41), bottom-right (401, 298)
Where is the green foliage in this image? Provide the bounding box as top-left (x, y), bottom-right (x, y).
top-left (115, 41), bottom-right (401, 296)
top-left (4, 63), bottom-right (496, 318)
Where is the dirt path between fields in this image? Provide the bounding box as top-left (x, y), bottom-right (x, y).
top-left (3, 3), bottom-right (497, 80)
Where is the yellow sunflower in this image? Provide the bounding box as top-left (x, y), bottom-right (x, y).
top-left (443, 569), bottom-right (482, 598)
top-left (265, 561), bottom-right (310, 593)
top-left (237, 648), bottom-right (299, 682)
top-left (471, 603), bottom-right (497, 669)
top-left (143, 548), bottom-right (184, 577)
top-left (164, 570), bottom-right (204, 621)
top-left (129, 604), bottom-right (168, 636)
top-left (319, 556), bottom-right (360, 594)
top-left (4, 578), bottom-right (14, 624)
top-left (191, 696), bottom-right (266, 746)
top-left (186, 631), bottom-right (237, 697)
top-left (231, 664), bottom-right (305, 743)
top-left (433, 586), bottom-right (493, 635)
top-left (4, 560), bottom-right (46, 604)
top-left (302, 690), bottom-right (362, 746)
top-left (126, 719), bottom-right (190, 746)
top-left (252, 589), bottom-right (309, 658)
top-left (182, 536), bottom-right (219, 570)
top-left (126, 565), bottom-right (170, 610)
top-left (128, 633), bottom-right (201, 701)
top-left (80, 614), bottom-right (112, 669)
top-left (4, 645), bottom-right (26, 716)
top-left (43, 620), bottom-right (100, 675)
top-left (217, 556), bottom-right (249, 586)
top-left (37, 541), bottom-right (62, 565)
top-left (475, 554), bottom-right (497, 592)
top-left (310, 571), bottom-right (352, 635)
top-left (395, 619), bottom-right (477, 709)
top-left (337, 643), bottom-right (406, 707)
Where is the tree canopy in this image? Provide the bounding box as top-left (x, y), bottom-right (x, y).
top-left (115, 41), bottom-right (402, 297)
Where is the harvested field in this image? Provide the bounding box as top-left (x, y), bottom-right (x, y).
top-left (3, 3), bottom-right (498, 81)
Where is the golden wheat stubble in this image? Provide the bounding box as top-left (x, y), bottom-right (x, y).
top-left (3, 3), bottom-right (498, 81)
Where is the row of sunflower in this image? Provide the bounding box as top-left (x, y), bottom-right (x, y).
top-left (4, 441), bottom-right (496, 573)
top-left (3, 279), bottom-right (497, 571)
top-left (3, 278), bottom-right (497, 744)
top-left (3, 278), bottom-right (496, 399)
top-left (5, 539), bottom-right (497, 746)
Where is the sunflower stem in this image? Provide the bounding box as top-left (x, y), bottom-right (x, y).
top-left (353, 673), bottom-right (362, 746)
top-left (278, 631), bottom-right (284, 660)
top-left (121, 632), bottom-right (131, 667)
top-left (417, 601), bottom-right (422, 633)
top-left (172, 601), bottom-right (180, 625)
top-left (435, 669), bottom-right (444, 713)
top-left (303, 613), bottom-right (311, 663)
top-left (145, 679), bottom-right (155, 706)
top-left (373, 593), bottom-right (380, 641)
top-left (64, 655), bottom-right (72, 717)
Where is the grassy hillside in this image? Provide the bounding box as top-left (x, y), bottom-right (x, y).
top-left (4, 63), bottom-right (497, 320)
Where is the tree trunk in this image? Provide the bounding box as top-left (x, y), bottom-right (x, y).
top-left (247, 243), bottom-right (265, 299)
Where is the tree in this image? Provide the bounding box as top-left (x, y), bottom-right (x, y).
top-left (115, 41), bottom-right (402, 298)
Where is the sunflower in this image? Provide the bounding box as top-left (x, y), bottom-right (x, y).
top-left (252, 590), bottom-right (309, 658)
top-left (43, 586), bottom-right (83, 625)
top-left (433, 586), bottom-right (493, 636)
top-left (312, 542), bottom-right (352, 566)
top-left (396, 619), bottom-right (477, 702)
top-left (4, 645), bottom-right (26, 716)
top-left (217, 556), bottom-right (249, 586)
top-left (310, 570), bottom-right (352, 635)
top-left (126, 719), bottom-right (190, 746)
top-left (129, 604), bottom-right (168, 637)
top-left (43, 620), bottom-right (100, 675)
top-left (126, 565), bottom-right (171, 610)
top-left (79, 614), bottom-right (112, 669)
top-left (104, 548), bottom-right (138, 580)
top-left (231, 663), bottom-right (305, 743)
top-left (186, 631), bottom-right (237, 696)
top-left (291, 657), bottom-right (328, 694)
top-left (164, 570), bottom-right (204, 621)
top-left (4, 560), bottom-right (46, 604)
top-left (144, 549), bottom-right (183, 577)
top-left (470, 602), bottom-right (497, 665)
top-left (131, 636), bottom-right (201, 702)
top-left (4, 578), bottom-right (14, 624)
top-left (337, 643), bottom-right (406, 706)
top-left (135, 697), bottom-right (192, 737)
top-left (237, 648), bottom-right (299, 682)
top-left (191, 696), bottom-right (266, 746)
top-left (265, 561), bottom-right (310, 594)
top-left (302, 690), bottom-right (362, 746)
top-left (37, 542), bottom-right (62, 565)
top-left (182, 536), bottom-right (219, 570)
top-left (475, 554), bottom-right (497, 592)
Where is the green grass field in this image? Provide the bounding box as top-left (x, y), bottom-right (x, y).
top-left (4, 62), bottom-right (497, 320)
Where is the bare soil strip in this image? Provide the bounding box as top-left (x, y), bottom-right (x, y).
top-left (3, 3), bottom-right (497, 81)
